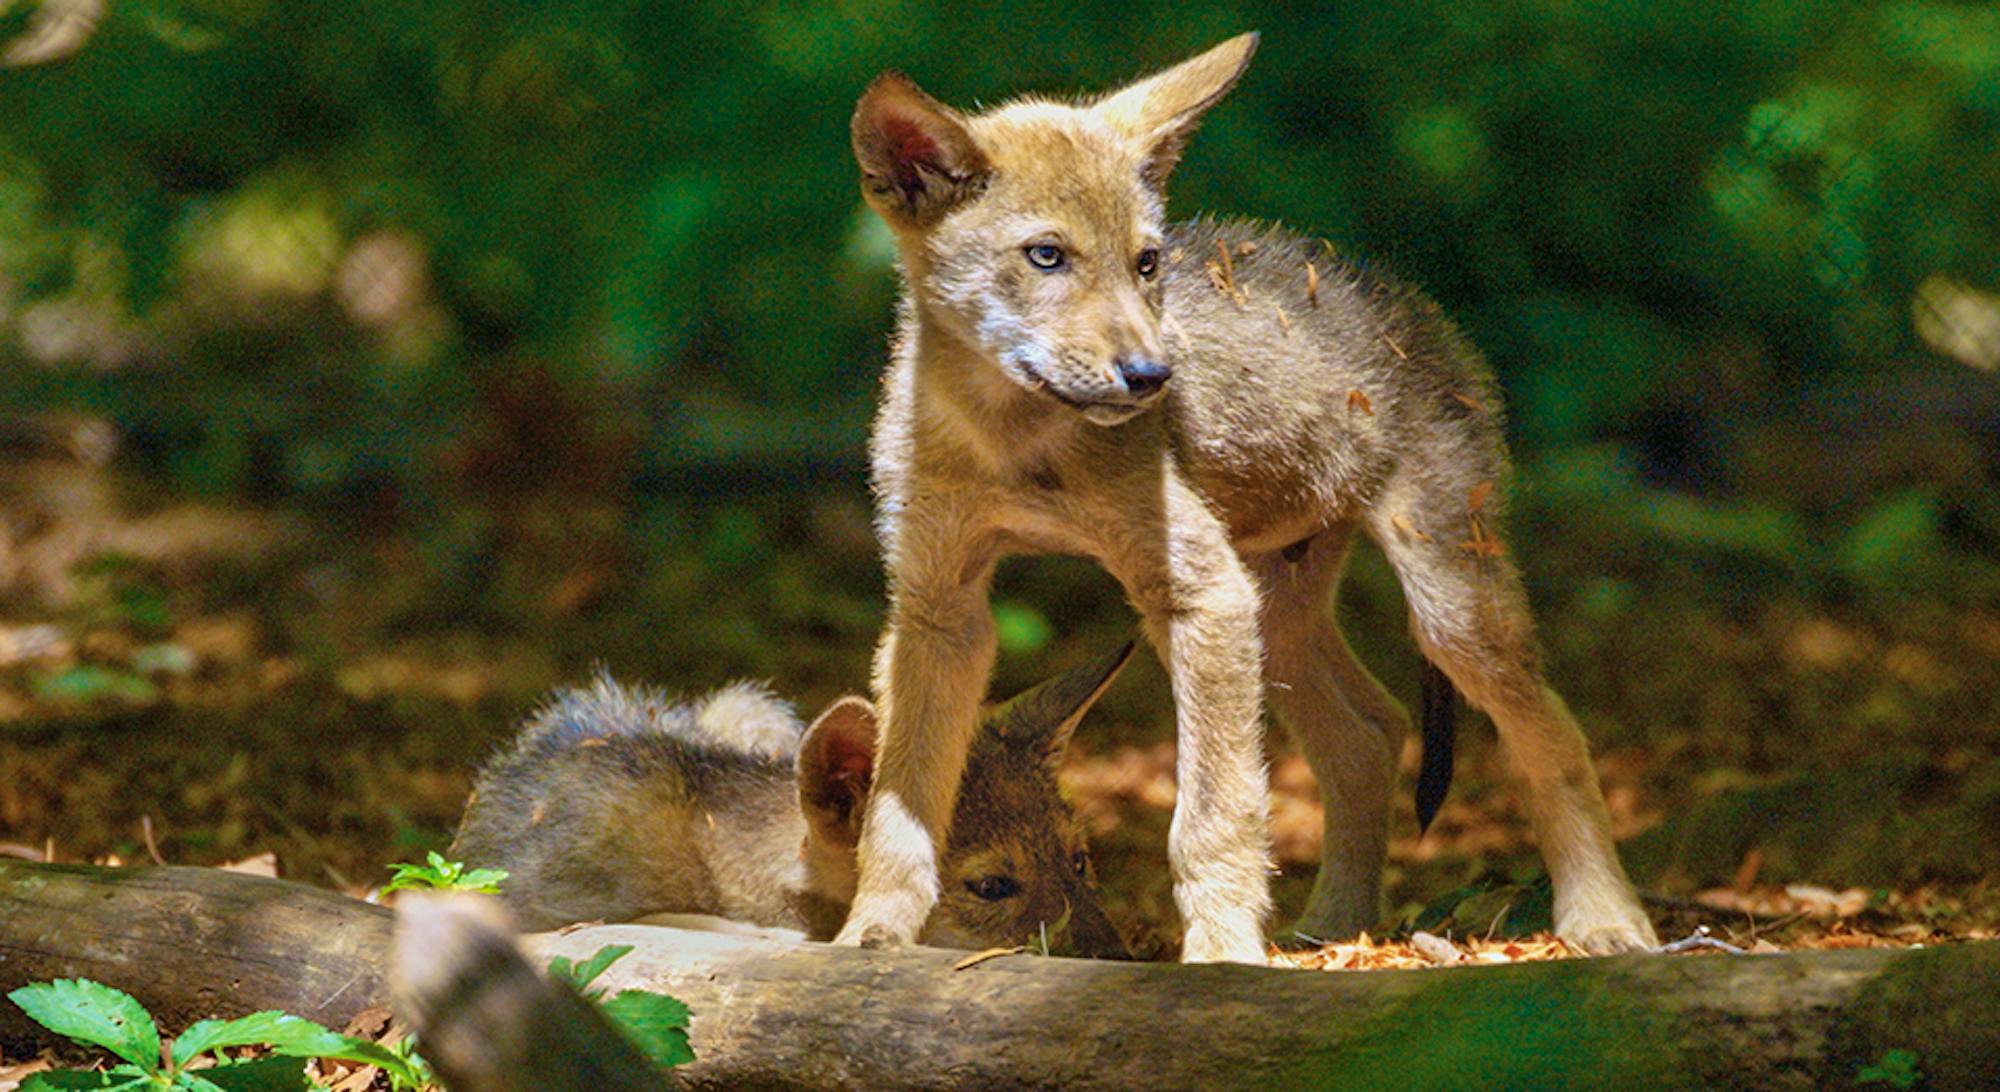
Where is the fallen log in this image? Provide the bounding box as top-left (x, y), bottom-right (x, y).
top-left (0, 861), bottom-right (393, 1045)
top-left (2, 862), bottom-right (1997, 1089)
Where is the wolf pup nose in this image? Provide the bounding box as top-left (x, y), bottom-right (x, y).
top-left (1114, 354), bottom-right (1171, 397)
top-left (840, 30), bottom-right (1657, 964)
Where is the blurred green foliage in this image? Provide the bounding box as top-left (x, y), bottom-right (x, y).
top-left (1, 0), bottom-right (1997, 626)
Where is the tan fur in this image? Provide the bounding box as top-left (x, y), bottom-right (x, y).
top-left (840, 34), bottom-right (1657, 962)
top-left (452, 659), bottom-right (1131, 957)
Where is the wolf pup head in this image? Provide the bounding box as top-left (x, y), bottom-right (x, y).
top-left (797, 645), bottom-right (1135, 958)
top-left (852, 35), bottom-right (1257, 426)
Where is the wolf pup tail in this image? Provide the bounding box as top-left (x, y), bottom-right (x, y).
top-left (1414, 659), bottom-right (1457, 834)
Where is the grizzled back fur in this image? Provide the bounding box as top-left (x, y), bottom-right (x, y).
top-left (452, 656), bottom-right (1131, 956)
top-left (452, 673), bottom-right (815, 933)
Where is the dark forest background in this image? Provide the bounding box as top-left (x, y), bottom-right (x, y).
top-left (1, 0), bottom-right (1997, 934)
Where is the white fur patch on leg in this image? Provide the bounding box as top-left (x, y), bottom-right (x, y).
top-left (833, 790), bottom-right (941, 949)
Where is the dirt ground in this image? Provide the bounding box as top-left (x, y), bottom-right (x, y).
top-left (3, 456), bottom-right (1998, 963)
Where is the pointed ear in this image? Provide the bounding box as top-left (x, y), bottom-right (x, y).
top-left (852, 73), bottom-right (990, 227)
top-left (988, 643), bottom-right (1135, 769)
top-left (1092, 32), bottom-right (1258, 190)
top-left (797, 697), bottom-right (878, 846)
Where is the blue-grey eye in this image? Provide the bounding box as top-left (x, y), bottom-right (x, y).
top-left (1025, 243), bottom-right (1066, 271)
top-left (968, 874), bottom-right (1021, 900)
top-left (1136, 248), bottom-right (1159, 278)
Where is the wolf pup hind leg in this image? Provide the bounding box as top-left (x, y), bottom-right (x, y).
top-left (841, 33), bottom-right (1655, 962)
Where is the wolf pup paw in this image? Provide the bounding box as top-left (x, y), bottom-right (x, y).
top-left (835, 917), bottom-right (913, 950)
top-left (1556, 908), bottom-right (1660, 955)
top-left (1180, 923), bottom-right (1271, 966)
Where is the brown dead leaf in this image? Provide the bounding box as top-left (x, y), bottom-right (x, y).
top-left (0, 1056), bottom-right (54, 1091)
top-left (1305, 262), bottom-right (1320, 308)
top-left (1732, 847), bottom-right (1764, 892)
top-left (1784, 884), bottom-right (1871, 918)
top-left (1389, 513), bottom-right (1432, 543)
top-left (1410, 931), bottom-right (1465, 965)
top-left (1451, 392), bottom-right (1485, 413)
top-left (218, 852), bottom-right (278, 878)
top-left (1346, 389), bottom-right (1374, 415)
top-left (1458, 540), bottom-right (1504, 558)
top-left (1466, 481), bottom-right (1495, 515)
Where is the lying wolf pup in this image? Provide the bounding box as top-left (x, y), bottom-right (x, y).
top-left (837, 33), bottom-right (1656, 962)
top-left (452, 650), bottom-right (1131, 957)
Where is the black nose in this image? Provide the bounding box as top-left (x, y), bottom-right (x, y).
top-left (1115, 355), bottom-right (1171, 397)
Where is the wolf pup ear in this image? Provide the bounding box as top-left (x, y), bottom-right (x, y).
top-left (989, 643), bottom-right (1136, 770)
top-left (852, 73), bottom-right (990, 227)
top-left (1093, 32), bottom-right (1259, 191)
top-left (798, 696), bottom-right (879, 846)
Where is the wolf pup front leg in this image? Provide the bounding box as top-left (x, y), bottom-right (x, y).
top-left (836, 493), bottom-right (1000, 949)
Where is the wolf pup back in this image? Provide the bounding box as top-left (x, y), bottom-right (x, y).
top-left (450, 674), bottom-right (828, 934)
top-left (452, 650), bottom-right (1133, 956)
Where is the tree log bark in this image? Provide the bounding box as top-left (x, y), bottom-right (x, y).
top-left (0, 861), bottom-right (392, 1046)
top-left (3, 862), bottom-right (1997, 1090)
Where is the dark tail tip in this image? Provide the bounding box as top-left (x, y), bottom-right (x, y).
top-left (1414, 660), bottom-right (1457, 835)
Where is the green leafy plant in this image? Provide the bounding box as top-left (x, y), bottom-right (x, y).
top-left (547, 945), bottom-right (694, 1071)
top-left (1856, 1048), bottom-right (1922, 1089)
top-left (382, 851), bottom-right (507, 895)
top-left (374, 1034), bottom-right (435, 1092)
top-left (6, 978), bottom-right (425, 1091)
top-left (546, 944), bottom-right (634, 995)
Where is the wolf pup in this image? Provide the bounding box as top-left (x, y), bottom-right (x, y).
top-left (451, 649), bottom-right (1131, 957)
top-left (837, 33), bottom-right (1657, 963)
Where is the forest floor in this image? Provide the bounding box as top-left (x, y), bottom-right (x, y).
top-left (3, 456), bottom-right (1998, 973)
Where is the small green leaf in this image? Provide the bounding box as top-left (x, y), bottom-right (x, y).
top-left (168, 1010), bottom-right (419, 1089)
top-left (298, 1036), bottom-right (425, 1089)
top-left (173, 1011), bottom-right (349, 1067)
top-left (21, 1067), bottom-right (151, 1091)
top-left (8, 980), bottom-right (163, 1073)
top-left (598, 990), bottom-right (694, 1070)
top-left (195, 1056), bottom-right (314, 1092)
top-left (383, 852), bottom-right (506, 894)
top-left (28, 665), bottom-right (160, 705)
top-left (548, 944), bottom-right (633, 997)
top-left (1856, 1047), bottom-right (1922, 1088)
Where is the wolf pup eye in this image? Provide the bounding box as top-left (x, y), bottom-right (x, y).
top-left (1024, 243), bottom-right (1066, 271)
top-left (1135, 248), bottom-right (1159, 279)
top-left (967, 874), bottom-right (1021, 901)
top-left (1071, 851), bottom-right (1089, 879)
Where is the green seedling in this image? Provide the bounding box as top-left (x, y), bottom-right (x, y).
top-left (546, 945), bottom-right (694, 1072)
top-left (6, 978), bottom-right (424, 1091)
top-left (382, 851), bottom-right (507, 895)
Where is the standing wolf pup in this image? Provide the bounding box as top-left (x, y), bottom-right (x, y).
top-left (837, 33), bottom-right (1657, 963)
top-left (452, 650), bottom-right (1131, 957)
